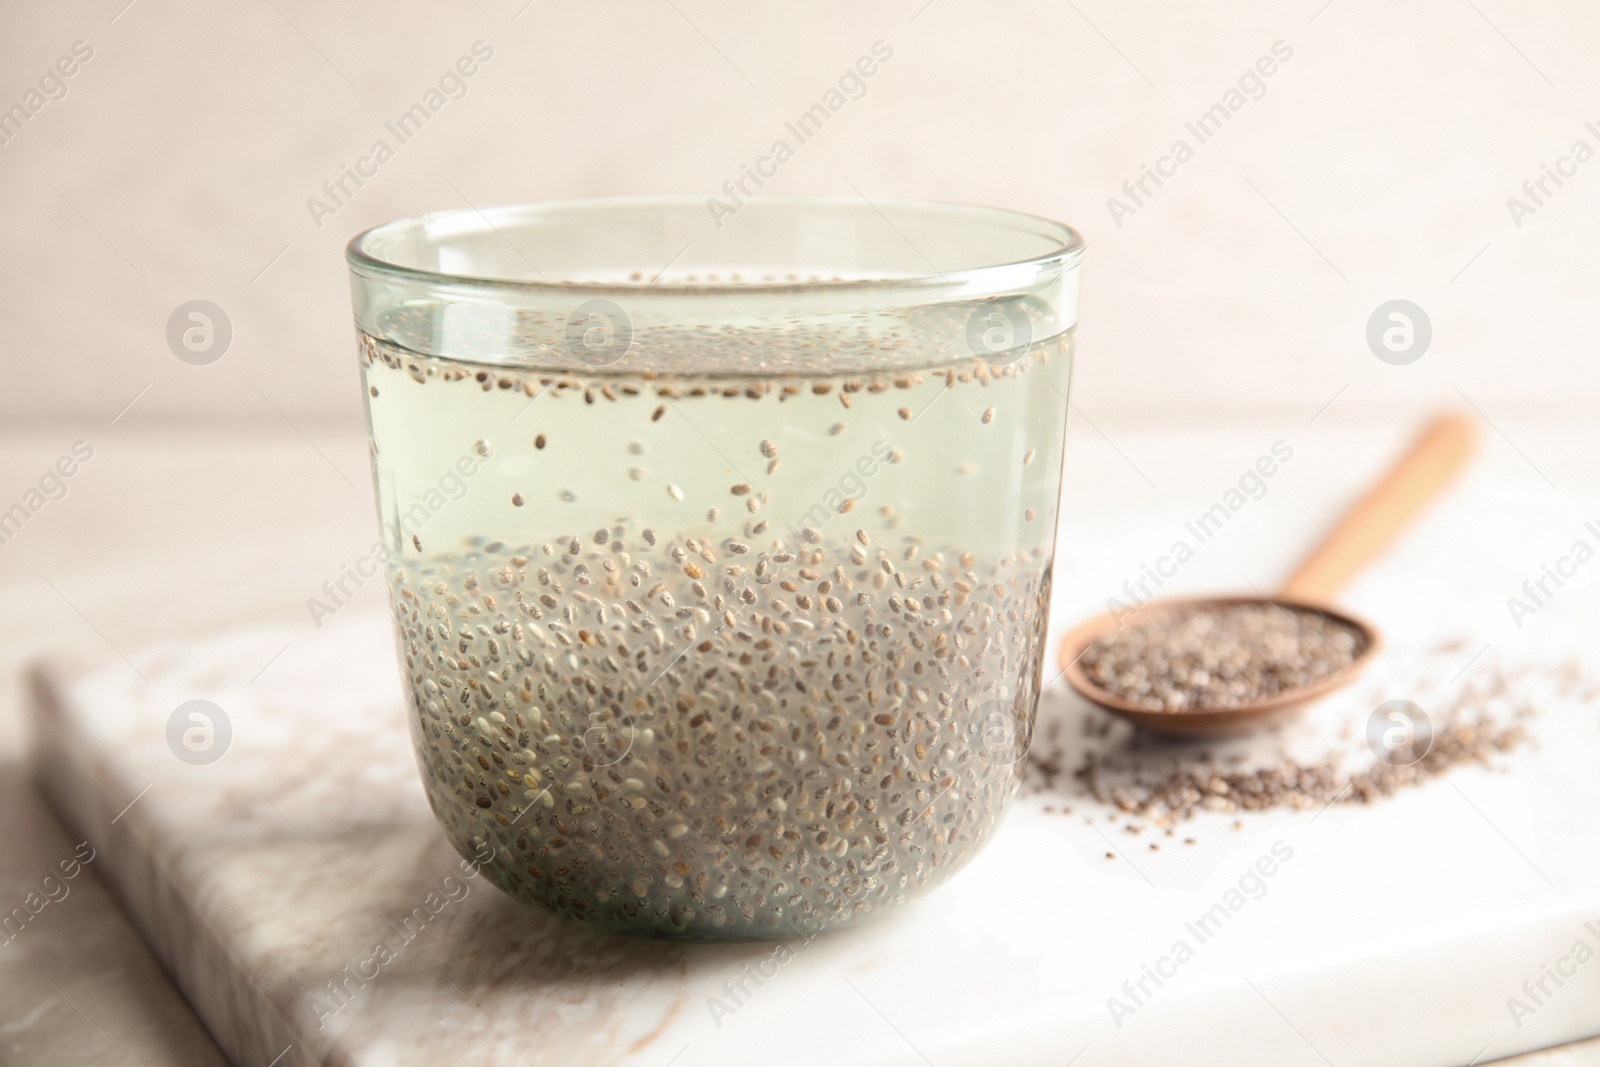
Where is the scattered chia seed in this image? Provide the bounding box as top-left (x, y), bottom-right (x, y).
top-left (1027, 645), bottom-right (1594, 827)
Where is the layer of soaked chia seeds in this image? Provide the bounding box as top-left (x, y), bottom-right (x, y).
top-left (396, 531), bottom-right (1046, 940)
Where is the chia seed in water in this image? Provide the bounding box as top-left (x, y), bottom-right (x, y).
top-left (361, 324), bottom-right (1074, 939)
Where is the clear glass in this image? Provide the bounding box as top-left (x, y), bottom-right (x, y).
top-left (347, 197), bottom-right (1084, 941)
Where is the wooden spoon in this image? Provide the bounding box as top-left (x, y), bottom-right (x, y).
top-left (1057, 413), bottom-right (1477, 737)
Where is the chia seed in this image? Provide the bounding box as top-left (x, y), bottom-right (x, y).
top-left (359, 323), bottom-right (1078, 940)
top-left (1028, 643), bottom-right (1591, 827)
top-left (1080, 603), bottom-right (1365, 712)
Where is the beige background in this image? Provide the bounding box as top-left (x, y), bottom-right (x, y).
top-left (4, 2), bottom-right (1600, 1065)
top-left (3, 0), bottom-right (1597, 430)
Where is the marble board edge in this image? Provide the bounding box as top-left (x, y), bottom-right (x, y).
top-left (27, 658), bottom-right (302, 1067)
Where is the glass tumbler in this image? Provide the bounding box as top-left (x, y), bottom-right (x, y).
top-left (347, 197), bottom-right (1084, 941)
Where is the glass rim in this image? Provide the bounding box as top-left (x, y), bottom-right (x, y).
top-left (345, 194), bottom-right (1086, 297)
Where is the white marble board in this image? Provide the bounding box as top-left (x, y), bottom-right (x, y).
top-left (28, 462), bottom-right (1600, 1067)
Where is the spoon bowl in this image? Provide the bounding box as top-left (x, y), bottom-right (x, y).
top-left (1057, 595), bottom-right (1382, 737)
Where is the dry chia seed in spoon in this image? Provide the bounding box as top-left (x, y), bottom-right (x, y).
top-left (1080, 603), bottom-right (1366, 712)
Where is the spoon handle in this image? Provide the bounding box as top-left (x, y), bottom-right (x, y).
top-left (1280, 412), bottom-right (1477, 602)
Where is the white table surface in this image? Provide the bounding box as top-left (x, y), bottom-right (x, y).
top-left (3, 415), bottom-right (1599, 1066)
